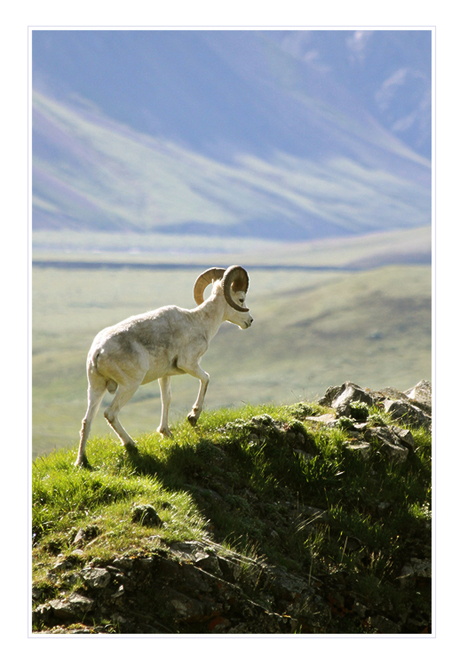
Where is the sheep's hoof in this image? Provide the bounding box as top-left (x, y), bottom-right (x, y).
top-left (187, 413), bottom-right (198, 427)
top-left (75, 455), bottom-right (90, 469)
top-left (124, 441), bottom-right (138, 453)
top-left (157, 426), bottom-right (173, 438)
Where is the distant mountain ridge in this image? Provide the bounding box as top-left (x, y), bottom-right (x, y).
top-left (32, 29), bottom-right (431, 241)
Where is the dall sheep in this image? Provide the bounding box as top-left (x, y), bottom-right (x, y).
top-left (75, 265), bottom-right (253, 466)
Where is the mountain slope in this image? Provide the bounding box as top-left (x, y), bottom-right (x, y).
top-left (32, 29), bottom-right (431, 241)
top-left (266, 30), bottom-right (432, 159)
top-left (32, 89), bottom-right (430, 239)
top-left (33, 29), bottom-right (431, 161)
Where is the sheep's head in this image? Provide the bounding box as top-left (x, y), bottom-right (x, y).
top-left (193, 265), bottom-right (253, 329)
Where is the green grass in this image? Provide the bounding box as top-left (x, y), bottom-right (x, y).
top-left (32, 399), bottom-right (431, 633)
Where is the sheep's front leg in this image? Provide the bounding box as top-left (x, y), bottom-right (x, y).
top-left (185, 365), bottom-right (210, 427)
top-left (157, 376), bottom-right (173, 437)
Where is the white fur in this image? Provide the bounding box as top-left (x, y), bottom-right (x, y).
top-left (75, 274), bottom-right (252, 466)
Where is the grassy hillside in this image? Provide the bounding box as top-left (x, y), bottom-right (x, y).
top-left (32, 262), bottom-right (430, 458)
top-left (32, 397), bottom-right (431, 634)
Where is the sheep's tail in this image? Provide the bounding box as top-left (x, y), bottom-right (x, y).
top-left (90, 349), bottom-right (118, 393)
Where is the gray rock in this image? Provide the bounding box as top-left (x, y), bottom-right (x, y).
top-left (195, 552), bottom-right (223, 578)
top-left (49, 592), bottom-right (94, 619)
top-left (326, 382), bottom-right (374, 417)
top-left (384, 399), bottom-right (431, 429)
top-left (364, 427), bottom-right (409, 463)
top-left (80, 567), bottom-right (111, 589)
top-left (378, 386), bottom-right (411, 402)
top-left (318, 384), bottom-right (343, 407)
top-left (131, 504), bottom-right (163, 527)
top-left (305, 413), bottom-right (337, 425)
top-left (51, 557), bottom-right (73, 572)
top-left (389, 426), bottom-right (415, 449)
top-left (111, 557), bottom-right (134, 571)
top-left (405, 380), bottom-right (432, 410)
top-left (112, 585), bottom-right (125, 599)
top-left (32, 603), bottom-right (53, 624)
top-left (73, 525), bottom-right (99, 546)
top-left (399, 558), bottom-right (431, 586)
top-left (343, 441), bottom-right (372, 459)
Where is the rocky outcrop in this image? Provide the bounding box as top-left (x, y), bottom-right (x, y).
top-left (319, 379), bottom-right (431, 424)
top-left (315, 379), bottom-right (431, 464)
top-left (33, 539), bottom-right (331, 634)
top-left (32, 531), bottom-right (431, 635)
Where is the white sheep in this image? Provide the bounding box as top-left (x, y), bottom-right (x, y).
top-left (75, 265), bottom-right (253, 466)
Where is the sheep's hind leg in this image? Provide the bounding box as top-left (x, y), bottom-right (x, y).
top-left (157, 376), bottom-right (173, 437)
top-left (104, 381), bottom-right (140, 451)
top-left (76, 379), bottom-right (106, 467)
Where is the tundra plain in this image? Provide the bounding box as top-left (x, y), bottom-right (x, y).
top-left (32, 229), bottom-right (431, 458)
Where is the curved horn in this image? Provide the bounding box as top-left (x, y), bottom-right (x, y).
top-left (193, 267), bottom-right (226, 305)
top-left (222, 265), bottom-right (250, 312)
